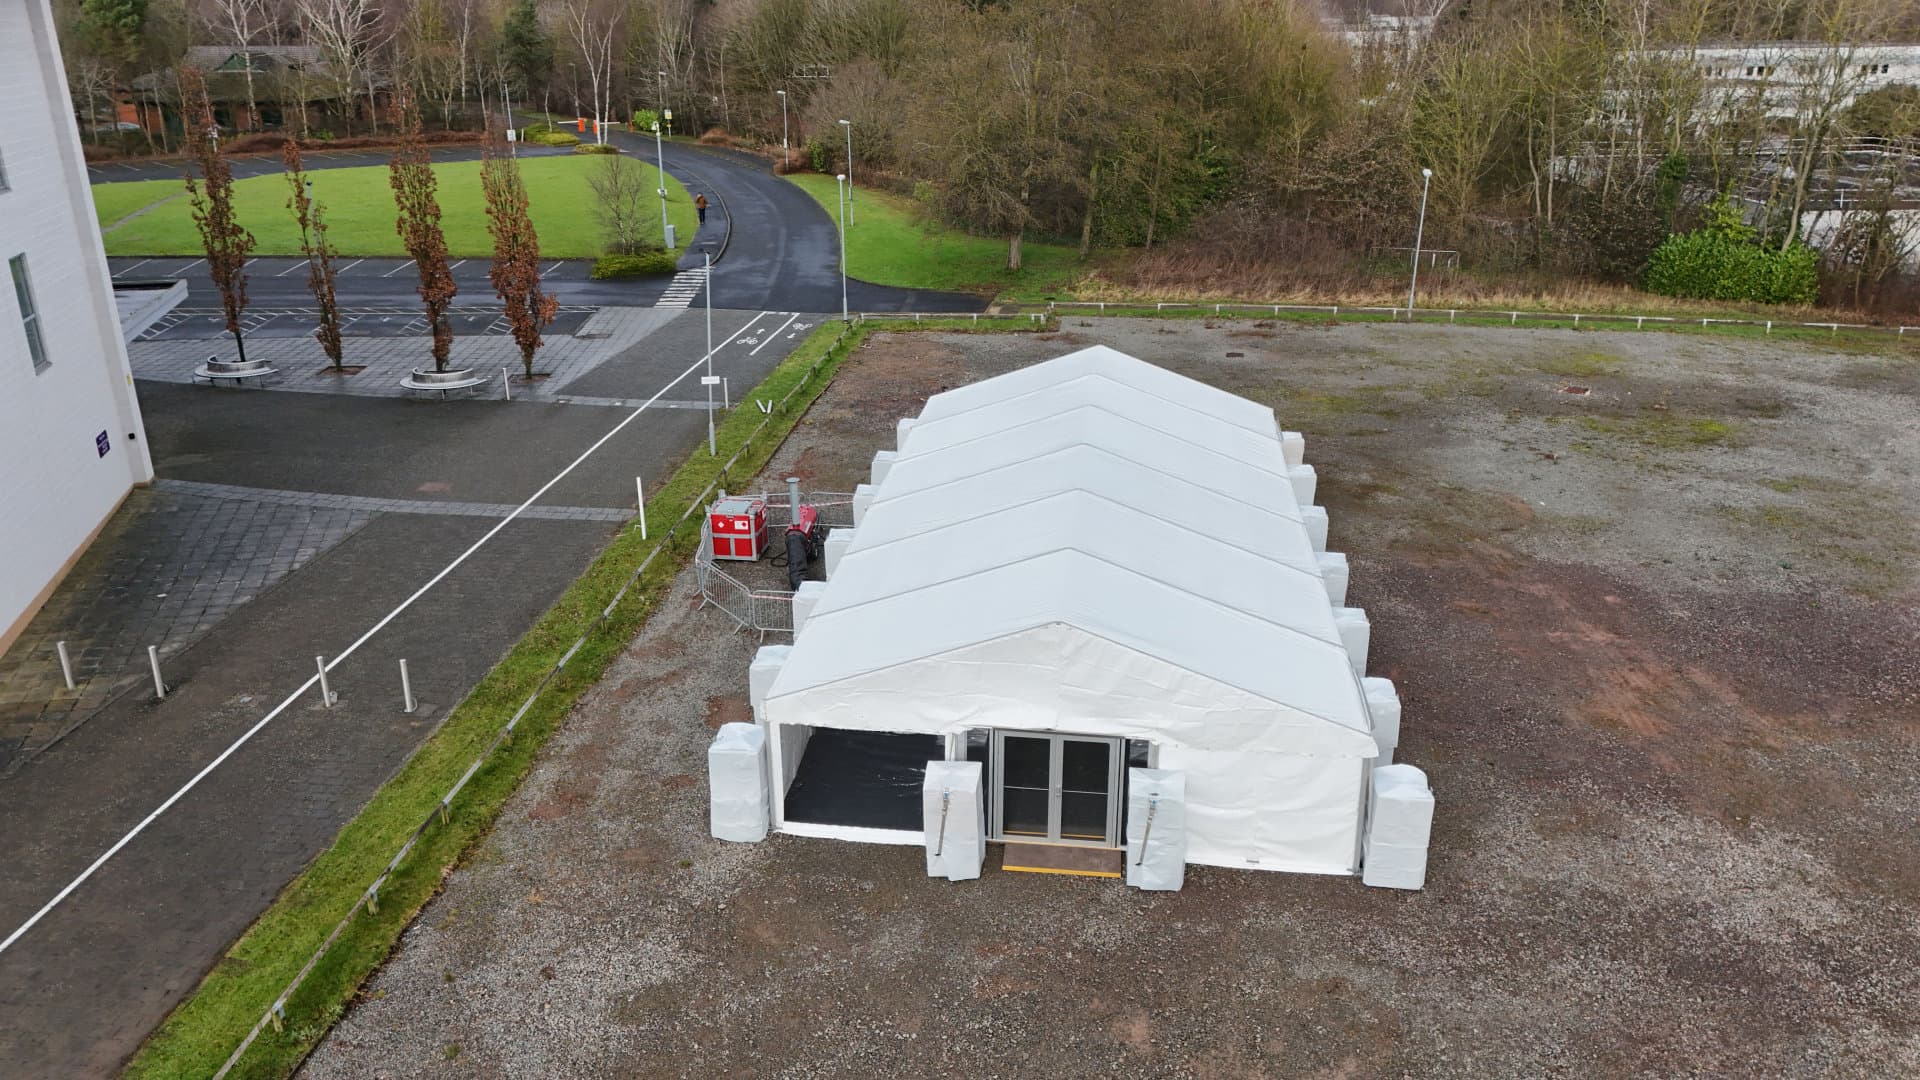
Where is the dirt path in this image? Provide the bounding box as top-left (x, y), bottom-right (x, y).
top-left (100, 192), bottom-right (182, 236)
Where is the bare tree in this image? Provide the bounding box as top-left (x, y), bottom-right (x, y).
top-left (483, 118), bottom-right (559, 378)
top-left (284, 141), bottom-right (346, 369)
top-left (204, 0), bottom-right (267, 130)
top-left (180, 66), bottom-right (257, 363)
top-left (561, 0), bottom-right (619, 144)
top-left (295, 0), bottom-right (389, 133)
top-left (586, 151), bottom-right (651, 253)
top-left (389, 94), bottom-right (459, 370)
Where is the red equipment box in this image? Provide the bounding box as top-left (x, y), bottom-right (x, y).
top-left (708, 496), bottom-right (768, 561)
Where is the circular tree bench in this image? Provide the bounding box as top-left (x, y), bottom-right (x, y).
top-left (192, 357), bottom-right (277, 387)
top-left (401, 367), bottom-right (486, 398)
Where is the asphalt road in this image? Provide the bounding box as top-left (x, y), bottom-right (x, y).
top-left (0, 310), bottom-right (803, 1076)
top-left (101, 136), bottom-right (987, 316)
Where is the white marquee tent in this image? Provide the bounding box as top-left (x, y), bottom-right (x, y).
top-left (748, 345), bottom-right (1425, 880)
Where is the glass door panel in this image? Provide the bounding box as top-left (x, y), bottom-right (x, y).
top-left (999, 734), bottom-right (1053, 838)
top-left (992, 732), bottom-right (1122, 846)
top-left (1058, 739), bottom-right (1114, 841)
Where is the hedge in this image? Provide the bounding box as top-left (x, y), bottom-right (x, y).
top-left (1644, 196), bottom-right (1820, 306)
top-left (592, 250), bottom-right (679, 278)
top-left (574, 143), bottom-right (619, 155)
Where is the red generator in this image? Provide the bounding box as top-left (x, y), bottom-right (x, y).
top-left (708, 495), bottom-right (768, 561)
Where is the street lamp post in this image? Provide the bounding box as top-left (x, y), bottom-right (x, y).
top-left (776, 89), bottom-right (788, 152)
top-left (704, 249), bottom-right (716, 454)
top-left (836, 173), bottom-right (849, 322)
top-left (653, 121), bottom-right (670, 248)
top-left (837, 119), bottom-right (853, 226)
top-left (1407, 167), bottom-right (1433, 320)
top-left (657, 71), bottom-right (668, 135)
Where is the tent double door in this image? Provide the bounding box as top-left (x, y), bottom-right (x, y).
top-left (991, 731), bottom-right (1123, 847)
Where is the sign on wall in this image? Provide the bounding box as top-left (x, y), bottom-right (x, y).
top-left (96, 430), bottom-right (110, 458)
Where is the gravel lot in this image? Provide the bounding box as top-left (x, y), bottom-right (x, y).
top-left (303, 319), bottom-right (1920, 1079)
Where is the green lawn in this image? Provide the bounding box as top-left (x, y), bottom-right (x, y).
top-left (92, 179), bottom-right (184, 230)
top-left (95, 155), bottom-right (696, 260)
top-left (783, 172), bottom-right (1083, 295)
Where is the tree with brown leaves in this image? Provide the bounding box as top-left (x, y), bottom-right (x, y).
top-left (180, 66), bottom-right (256, 363)
top-left (389, 93), bottom-right (459, 372)
top-left (284, 141), bottom-right (347, 370)
top-left (482, 117), bottom-right (559, 379)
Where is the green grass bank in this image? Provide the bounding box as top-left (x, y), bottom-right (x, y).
top-left (95, 155), bottom-right (695, 260)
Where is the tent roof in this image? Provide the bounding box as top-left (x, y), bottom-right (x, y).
top-left (774, 553), bottom-right (1371, 742)
top-left (851, 449), bottom-right (1323, 572)
top-left (767, 346), bottom-right (1370, 753)
top-left (882, 406), bottom-right (1305, 517)
top-left (901, 373), bottom-right (1292, 479)
top-left (919, 345), bottom-right (1278, 439)
top-left (825, 490), bottom-right (1342, 645)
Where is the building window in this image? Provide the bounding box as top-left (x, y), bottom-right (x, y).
top-left (10, 254), bottom-right (47, 372)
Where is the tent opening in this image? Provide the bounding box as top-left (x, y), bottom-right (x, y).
top-left (782, 729), bottom-right (940, 831)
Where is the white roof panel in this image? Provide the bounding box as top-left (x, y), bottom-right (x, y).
top-left (824, 490), bottom-right (1340, 645)
top-left (902, 373), bottom-right (1290, 478)
top-left (852, 445), bottom-right (1318, 570)
top-left (919, 345), bottom-right (1279, 438)
top-left (883, 407), bottom-right (1304, 517)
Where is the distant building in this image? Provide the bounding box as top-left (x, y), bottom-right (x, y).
top-left (1, 0), bottom-right (155, 651)
top-left (1679, 42), bottom-right (1920, 120)
top-left (123, 46), bottom-right (397, 137)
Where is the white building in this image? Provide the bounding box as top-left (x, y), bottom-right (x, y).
top-left (1682, 42), bottom-right (1920, 120)
top-left (0, 0), bottom-right (155, 651)
top-left (730, 347), bottom-right (1435, 888)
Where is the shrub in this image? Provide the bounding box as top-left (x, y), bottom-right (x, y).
top-left (632, 108), bottom-right (660, 133)
top-left (807, 136), bottom-right (830, 175)
top-left (591, 249), bottom-right (679, 278)
top-left (531, 131), bottom-right (580, 147)
top-left (225, 132), bottom-right (291, 154)
top-left (574, 143), bottom-right (619, 155)
top-left (522, 121), bottom-right (555, 138)
top-left (698, 127), bottom-right (733, 146)
top-left (1645, 196), bottom-right (1820, 305)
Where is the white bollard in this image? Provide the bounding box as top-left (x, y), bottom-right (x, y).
top-left (502, 366), bottom-right (511, 401)
top-left (400, 659), bottom-right (416, 714)
top-left (148, 645), bottom-right (165, 700)
top-left (634, 477), bottom-right (647, 540)
top-left (56, 640), bottom-right (75, 691)
top-left (723, 377), bottom-right (730, 410)
top-left (316, 655), bottom-right (337, 707)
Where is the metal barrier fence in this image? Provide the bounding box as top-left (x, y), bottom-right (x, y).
top-left (215, 319), bottom-right (863, 1077)
top-left (693, 491), bottom-right (856, 638)
top-left (1035, 299), bottom-right (1920, 337)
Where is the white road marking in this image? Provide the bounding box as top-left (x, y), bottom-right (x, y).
top-left (0, 310), bottom-right (776, 959)
top-left (450, 260), bottom-right (467, 270)
top-left (382, 260), bottom-right (415, 278)
top-left (112, 259), bottom-right (152, 278)
top-left (276, 260), bottom-right (307, 277)
top-left (539, 262), bottom-right (563, 278)
top-left (172, 258), bottom-right (205, 276)
top-left (749, 312), bottom-right (800, 355)
top-left (335, 258), bottom-right (365, 274)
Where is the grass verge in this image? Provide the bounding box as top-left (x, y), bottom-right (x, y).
top-left (96, 155), bottom-right (697, 260)
top-left (92, 178), bottom-right (183, 230)
top-left (124, 319), bottom-right (874, 1079)
top-left (782, 172), bottom-right (1082, 295)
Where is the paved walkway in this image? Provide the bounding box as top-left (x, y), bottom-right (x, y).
top-left (0, 488), bottom-right (371, 773)
top-left (128, 307), bottom-right (684, 400)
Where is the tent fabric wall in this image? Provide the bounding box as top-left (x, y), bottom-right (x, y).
top-left (762, 346), bottom-right (1411, 878)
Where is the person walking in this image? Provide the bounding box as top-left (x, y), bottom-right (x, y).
top-left (695, 193), bottom-right (709, 225)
